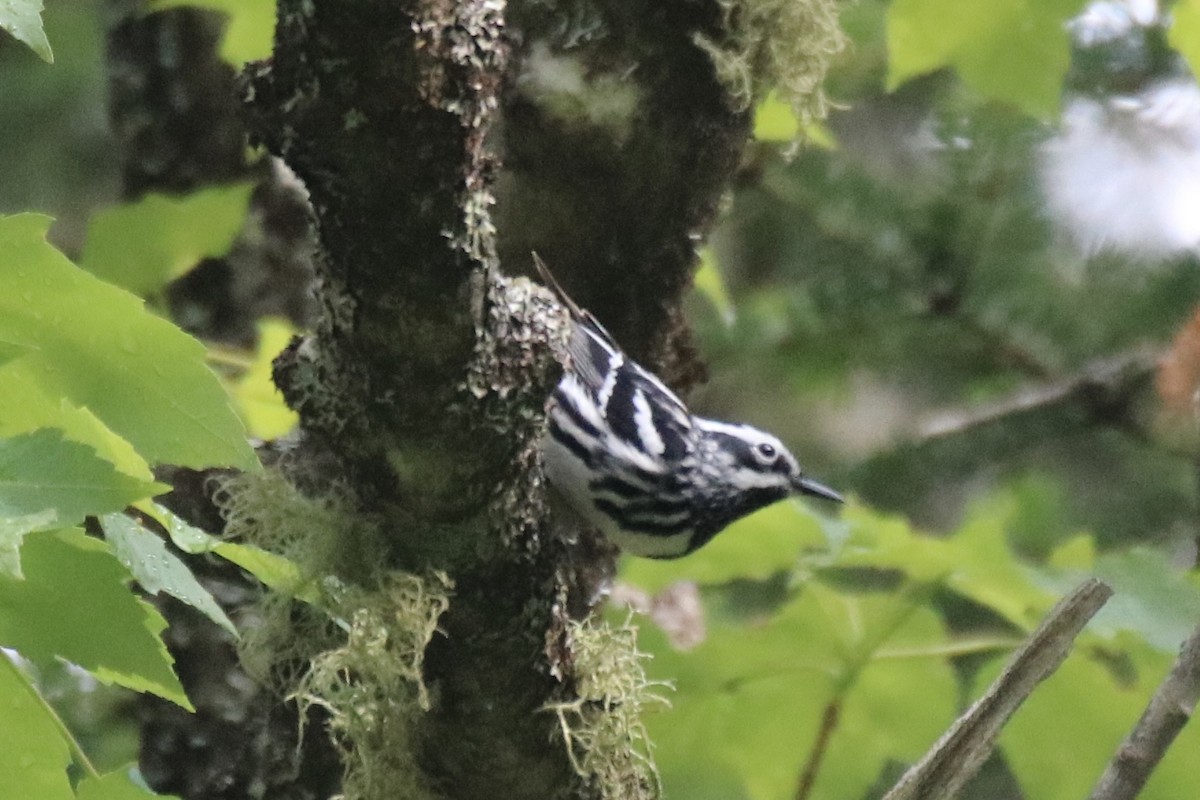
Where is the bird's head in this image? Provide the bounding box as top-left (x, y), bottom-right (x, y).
top-left (694, 420), bottom-right (843, 507)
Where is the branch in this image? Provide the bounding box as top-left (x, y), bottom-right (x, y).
top-left (795, 700), bottom-right (840, 800)
top-left (1088, 622), bottom-right (1200, 800)
top-left (914, 348), bottom-right (1159, 443)
top-left (882, 579), bottom-right (1113, 800)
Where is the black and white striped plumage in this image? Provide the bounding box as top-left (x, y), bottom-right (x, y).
top-left (537, 257), bottom-right (842, 559)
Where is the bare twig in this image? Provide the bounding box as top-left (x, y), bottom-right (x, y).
top-left (1088, 622), bottom-right (1200, 800)
top-left (882, 579), bottom-right (1113, 800)
top-left (915, 348), bottom-right (1159, 442)
top-left (795, 700), bottom-right (840, 800)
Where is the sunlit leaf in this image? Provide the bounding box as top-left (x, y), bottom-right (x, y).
top-left (886, 0), bottom-right (1085, 118)
top-left (754, 92), bottom-right (801, 142)
top-left (82, 184), bottom-right (255, 297)
top-left (1170, 0), bottom-right (1200, 87)
top-left (101, 514), bottom-right (236, 636)
top-left (228, 318), bottom-right (299, 439)
top-left (0, 654), bottom-right (73, 800)
top-left (148, 0), bottom-right (275, 64)
top-left (0, 214), bottom-right (258, 472)
top-left (0, 529), bottom-right (190, 708)
top-left (0, 0), bottom-right (53, 63)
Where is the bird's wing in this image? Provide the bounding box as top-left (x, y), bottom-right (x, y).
top-left (534, 252), bottom-right (693, 461)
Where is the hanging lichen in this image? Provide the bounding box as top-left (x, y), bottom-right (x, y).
top-left (696, 0), bottom-right (846, 123)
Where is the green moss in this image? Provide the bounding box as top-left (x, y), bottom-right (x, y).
top-left (696, 0), bottom-right (846, 123)
top-left (216, 470), bottom-right (454, 800)
top-left (544, 617), bottom-right (668, 800)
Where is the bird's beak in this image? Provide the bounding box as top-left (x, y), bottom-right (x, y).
top-left (793, 475), bottom-right (844, 503)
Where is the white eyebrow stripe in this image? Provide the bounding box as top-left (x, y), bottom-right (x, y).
top-left (694, 419), bottom-right (762, 440)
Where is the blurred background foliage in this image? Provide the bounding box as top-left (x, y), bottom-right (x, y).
top-left (4, 0), bottom-right (1200, 798)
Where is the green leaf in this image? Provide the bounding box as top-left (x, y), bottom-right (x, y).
top-left (1039, 545), bottom-right (1200, 652)
top-left (886, 0), bottom-right (1086, 118)
top-left (0, 357), bottom-right (156, 482)
top-left (227, 318), bottom-right (299, 439)
top-left (0, 431), bottom-right (162, 530)
top-left (148, 0), bottom-right (275, 64)
top-left (837, 495), bottom-right (1056, 629)
top-left (0, 528), bottom-right (190, 708)
top-left (0, 0), bottom-right (53, 63)
top-left (77, 766), bottom-right (179, 800)
top-left (101, 514), bottom-right (237, 636)
top-left (753, 92), bottom-right (800, 142)
top-left (0, 655), bottom-right (73, 800)
top-left (212, 541), bottom-right (309, 598)
top-left (0, 214), bottom-right (258, 472)
top-left (82, 185), bottom-right (255, 298)
top-left (0, 509), bottom-right (58, 579)
top-left (1170, 0), bottom-right (1200, 85)
top-left (644, 581), bottom-right (956, 800)
top-left (151, 503), bottom-right (311, 601)
top-left (620, 501), bottom-right (827, 593)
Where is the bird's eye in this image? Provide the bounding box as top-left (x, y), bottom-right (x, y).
top-left (756, 442), bottom-right (777, 461)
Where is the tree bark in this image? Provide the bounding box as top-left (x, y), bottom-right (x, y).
top-left (109, 0), bottom-right (832, 795)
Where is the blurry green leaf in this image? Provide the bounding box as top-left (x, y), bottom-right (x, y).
top-left (1066, 547), bottom-right (1200, 651)
top-left (0, 0), bottom-right (53, 63)
top-left (0, 214), bottom-right (258, 472)
top-left (82, 184), bottom-right (255, 297)
top-left (886, 0), bottom-right (1085, 118)
top-left (620, 502), bottom-right (827, 593)
top-left (1046, 534), bottom-right (1095, 570)
top-left (693, 248), bottom-right (736, 327)
top-left (1170, 0), bottom-right (1200, 84)
top-left (0, 528), bottom-right (190, 708)
top-left (148, 0), bottom-right (274, 64)
top-left (0, 655), bottom-right (73, 800)
top-left (644, 581), bottom-right (955, 800)
top-left (228, 318), bottom-right (299, 439)
top-left (77, 767), bottom-right (177, 800)
top-left (838, 495), bottom-right (1055, 629)
top-left (101, 514), bottom-right (236, 636)
top-left (985, 641), bottom-right (1178, 800)
top-left (0, 509), bottom-right (57, 579)
top-left (0, 431), bottom-right (162, 530)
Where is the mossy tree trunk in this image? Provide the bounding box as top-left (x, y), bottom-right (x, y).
top-left (122, 0), bottom-right (841, 797)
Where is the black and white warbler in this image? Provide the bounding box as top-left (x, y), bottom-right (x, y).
top-left (536, 255), bottom-right (843, 559)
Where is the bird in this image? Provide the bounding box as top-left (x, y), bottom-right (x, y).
top-left (535, 254), bottom-right (842, 559)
